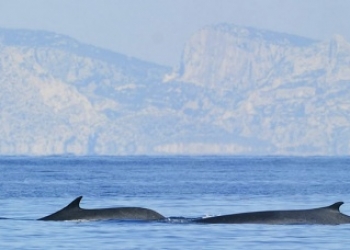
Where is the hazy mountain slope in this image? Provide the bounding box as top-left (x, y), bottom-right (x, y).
top-left (168, 24), bottom-right (350, 155)
top-left (0, 28), bottom-right (170, 155)
top-left (1, 25), bottom-right (350, 155)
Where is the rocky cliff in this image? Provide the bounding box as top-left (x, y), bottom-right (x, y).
top-left (170, 24), bottom-right (350, 155)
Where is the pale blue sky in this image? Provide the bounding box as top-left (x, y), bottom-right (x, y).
top-left (0, 0), bottom-right (349, 66)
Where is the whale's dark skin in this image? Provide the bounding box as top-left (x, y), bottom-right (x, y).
top-left (39, 196), bottom-right (165, 221)
top-left (194, 202), bottom-right (350, 225)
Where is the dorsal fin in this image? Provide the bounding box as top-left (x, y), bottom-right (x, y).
top-left (327, 201), bottom-right (344, 211)
top-left (64, 196), bottom-right (83, 210)
top-left (38, 196), bottom-right (84, 220)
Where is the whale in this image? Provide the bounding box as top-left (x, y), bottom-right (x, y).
top-left (194, 202), bottom-right (350, 225)
top-left (39, 196), bottom-right (165, 221)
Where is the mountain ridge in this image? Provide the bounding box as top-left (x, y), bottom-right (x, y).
top-left (1, 24), bottom-right (350, 155)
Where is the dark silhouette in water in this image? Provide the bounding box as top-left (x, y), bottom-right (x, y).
top-left (39, 196), bottom-right (165, 221)
top-left (194, 202), bottom-right (350, 225)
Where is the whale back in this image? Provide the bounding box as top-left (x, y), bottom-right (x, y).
top-left (194, 202), bottom-right (350, 225)
top-left (39, 196), bottom-right (165, 221)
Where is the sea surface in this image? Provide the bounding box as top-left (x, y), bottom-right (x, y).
top-left (1, 156), bottom-right (350, 249)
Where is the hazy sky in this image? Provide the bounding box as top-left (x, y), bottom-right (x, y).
top-left (0, 0), bottom-right (349, 66)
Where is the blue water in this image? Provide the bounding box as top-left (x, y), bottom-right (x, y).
top-left (1, 156), bottom-right (350, 249)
